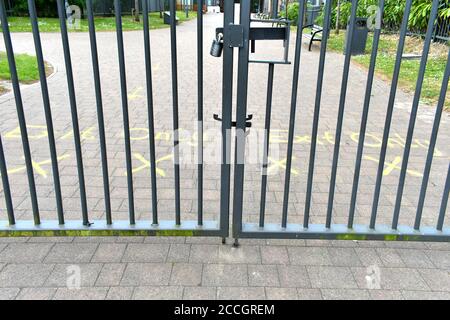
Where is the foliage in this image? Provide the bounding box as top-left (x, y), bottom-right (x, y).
top-left (0, 52), bottom-right (43, 83)
top-left (316, 0), bottom-right (450, 32)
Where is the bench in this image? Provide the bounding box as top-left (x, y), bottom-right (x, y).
top-left (302, 24), bottom-right (323, 51)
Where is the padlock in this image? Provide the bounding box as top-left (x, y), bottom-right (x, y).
top-left (210, 34), bottom-right (223, 58)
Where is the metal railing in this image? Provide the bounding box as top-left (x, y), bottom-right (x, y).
top-left (0, 0), bottom-right (448, 243)
top-left (0, 0), bottom-right (229, 238)
top-left (231, 0), bottom-right (449, 243)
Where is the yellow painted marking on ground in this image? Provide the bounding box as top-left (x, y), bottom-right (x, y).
top-left (127, 153), bottom-right (173, 177)
top-left (7, 154), bottom-right (71, 178)
top-left (364, 155), bottom-right (423, 177)
top-left (267, 157), bottom-right (299, 176)
top-left (128, 87), bottom-right (143, 101)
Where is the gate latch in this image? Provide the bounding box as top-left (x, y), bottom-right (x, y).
top-left (213, 114), bottom-right (253, 128)
top-left (225, 24), bottom-right (244, 48)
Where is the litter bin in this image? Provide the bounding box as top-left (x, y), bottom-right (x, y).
top-left (344, 18), bottom-right (368, 56)
top-left (164, 11), bottom-right (179, 25)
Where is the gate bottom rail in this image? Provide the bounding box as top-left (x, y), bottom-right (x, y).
top-left (236, 223), bottom-right (450, 242)
top-left (0, 220), bottom-right (225, 237)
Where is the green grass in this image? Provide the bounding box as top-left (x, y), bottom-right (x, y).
top-left (324, 31), bottom-right (449, 109)
top-left (0, 52), bottom-right (48, 83)
top-left (2, 11), bottom-right (196, 33)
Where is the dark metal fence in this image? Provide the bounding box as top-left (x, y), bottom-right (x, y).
top-left (0, 0), bottom-right (448, 242)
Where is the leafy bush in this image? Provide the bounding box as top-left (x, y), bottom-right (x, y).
top-left (10, 0), bottom-right (87, 17)
top-left (317, 0), bottom-right (449, 32)
top-left (280, 2), bottom-right (316, 26)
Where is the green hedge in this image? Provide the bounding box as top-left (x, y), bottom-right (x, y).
top-left (10, 0), bottom-right (86, 17)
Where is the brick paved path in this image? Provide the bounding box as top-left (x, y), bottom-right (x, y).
top-left (0, 11), bottom-right (449, 299)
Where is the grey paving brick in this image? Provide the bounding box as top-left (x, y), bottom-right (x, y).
top-left (45, 264), bottom-right (103, 287)
top-left (190, 245), bottom-right (219, 263)
top-left (368, 290), bottom-right (404, 300)
top-left (424, 250), bottom-right (450, 269)
top-left (0, 288), bottom-right (19, 300)
top-left (260, 246), bottom-right (289, 264)
top-left (418, 269), bottom-right (450, 292)
top-left (144, 237), bottom-right (186, 244)
top-left (53, 287), bottom-right (109, 300)
top-left (296, 288), bottom-right (323, 300)
top-left (217, 287), bottom-right (266, 300)
top-left (44, 243), bottom-right (99, 263)
top-left (321, 289), bottom-right (370, 300)
top-left (122, 244), bottom-right (170, 263)
top-left (170, 263), bottom-right (202, 286)
top-left (183, 287), bottom-right (217, 300)
top-left (0, 264), bottom-right (54, 288)
top-left (105, 287), bottom-right (134, 300)
top-left (277, 265), bottom-right (311, 288)
top-left (96, 264), bottom-right (126, 287)
top-left (352, 267), bottom-right (429, 291)
top-left (16, 288), bottom-right (57, 300)
top-left (202, 264), bottom-right (248, 287)
top-left (167, 244), bottom-right (191, 263)
top-left (27, 237), bottom-right (74, 243)
top-left (396, 249), bottom-right (435, 268)
top-left (401, 291), bottom-right (450, 300)
top-left (354, 248), bottom-right (383, 267)
top-left (327, 248), bottom-right (362, 267)
top-left (133, 286), bottom-right (183, 300)
top-left (91, 243), bottom-right (127, 263)
top-left (0, 244), bottom-right (7, 253)
top-left (288, 247), bottom-right (332, 266)
top-left (308, 266), bottom-right (358, 289)
top-left (121, 263), bottom-right (171, 286)
top-left (0, 238), bottom-right (29, 243)
top-left (0, 243), bottom-right (53, 263)
top-left (218, 245), bottom-right (261, 264)
top-left (265, 287), bottom-right (299, 300)
top-left (375, 248), bottom-right (406, 267)
top-left (248, 265), bottom-right (280, 287)
top-left (115, 237), bottom-right (145, 243)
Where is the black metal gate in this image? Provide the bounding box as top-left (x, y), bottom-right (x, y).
top-left (225, 0), bottom-right (449, 243)
top-left (0, 0), bottom-right (449, 242)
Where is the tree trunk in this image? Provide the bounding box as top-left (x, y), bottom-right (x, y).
top-left (335, 0), bottom-right (340, 35)
top-left (134, 0), bottom-right (140, 22)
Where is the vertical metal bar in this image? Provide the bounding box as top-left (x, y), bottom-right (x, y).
top-left (281, 0), bottom-right (306, 229)
top-left (392, 0), bottom-right (440, 230)
top-left (197, 0), bottom-right (204, 226)
top-left (114, 0), bottom-right (135, 225)
top-left (220, 0), bottom-right (235, 236)
top-left (57, 0), bottom-right (89, 226)
top-left (0, 135), bottom-right (14, 225)
top-left (28, 0), bottom-right (64, 225)
top-left (169, 0), bottom-right (181, 225)
top-left (0, 0), bottom-right (40, 225)
top-left (142, 0), bottom-right (159, 226)
top-left (370, 0), bottom-right (412, 229)
top-left (303, 0), bottom-right (332, 229)
top-left (259, 63), bottom-right (275, 228)
top-left (325, 0), bottom-right (358, 229)
top-left (87, 0), bottom-right (112, 225)
top-left (232, 0), bottom-right (252, 238)
top-left (348, 0), bottom-right (385, 229)
top-left (437, 164), bottom-right (450, 231)
top-left (416, 49), bottom-right (449, 229)
top-left (271, 0), bottom-right (278, 18)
